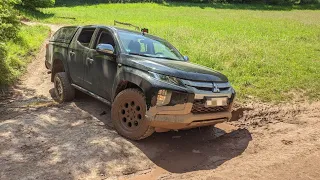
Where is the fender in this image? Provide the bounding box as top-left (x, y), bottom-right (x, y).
top-left (112, 66), bottom-right (154, 105)
top-left (112, 65), bottom-right (191, 107)
top-left (51, 51), bottom-right (71, 82)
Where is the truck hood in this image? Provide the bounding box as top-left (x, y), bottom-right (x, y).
top-left (119, 54), bottom-right (228, 82)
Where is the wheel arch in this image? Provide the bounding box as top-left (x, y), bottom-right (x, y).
top-left (51, 52), bottom-right (70, 82)
top-left (112, 68), bottom-right (155, 106)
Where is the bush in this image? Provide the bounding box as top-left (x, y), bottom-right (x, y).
top-left (265, 0), bottom-right (298, 5)
top-left (54, 0), bottom-right (318, 5)
top-left (0, 0), bottom-right (20, 42)
top-left (300, 0), bottom-right (319, 4)
top-left (21, 0), bottom-right (55, 9)
top-left (0, 26), bottom-right (50, 86)
top-left (0, 44), bottom-right (10, 86)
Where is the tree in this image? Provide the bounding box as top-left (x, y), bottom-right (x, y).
top-left (20, 0), bottom-right (55, 9)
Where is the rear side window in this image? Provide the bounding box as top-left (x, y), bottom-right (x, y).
top-left (51, 27), bottom-right (77, 43)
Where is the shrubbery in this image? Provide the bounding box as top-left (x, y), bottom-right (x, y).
top-left (20, 0), bottom-right (55, 9)
top-left (54, 0), bottom-right (318, 5)
top-left (0, 0), bottom-right (20, 42)
top-left (0, 0), bottom-right (20, 86)
top-left (203, 0), bottom-right (319, 4)
top-left (170, 0), bottom-right (319, 4)
top-left (0, 0), bottom-right (53, 86)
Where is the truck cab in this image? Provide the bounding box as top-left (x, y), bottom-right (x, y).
top-left (46, 25), bottom-right (236, 140)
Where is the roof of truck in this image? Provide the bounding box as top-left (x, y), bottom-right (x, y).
top-left (59, 25), bottom-right (163, 42)
top-left (79, 25), bottom-right (163, 41)
top-left (81, 25), bottom-right (139, 33)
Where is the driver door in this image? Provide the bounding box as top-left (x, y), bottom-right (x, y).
top-left (83, 29), bottom-right (118, 101)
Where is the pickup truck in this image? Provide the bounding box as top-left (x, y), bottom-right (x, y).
top-left (45, 25), bottom-right (236, 140)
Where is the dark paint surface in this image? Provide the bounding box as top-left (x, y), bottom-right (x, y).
top-left (119, 54), bottom-right (228, 82)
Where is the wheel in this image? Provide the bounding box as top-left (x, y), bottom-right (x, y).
top-left (111, 88), bottom-right (154, 140)
top-left (54, 72), bottom-right (75, 103)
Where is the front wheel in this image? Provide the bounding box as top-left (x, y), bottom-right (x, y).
top-left (54, 72), bottom-right (75, 103)
top-left (111, 88), bottom-right (154, 140)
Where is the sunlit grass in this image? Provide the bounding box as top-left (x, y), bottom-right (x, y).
top-left (24, 3), bottom-right (320, 102)
top-left (1, 25), bottom-right (50, 85)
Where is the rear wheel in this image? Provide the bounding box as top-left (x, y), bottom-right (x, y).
top-left (54, 72), bottom-right (75, 103)
top-left (111, 88), bottom-right (154, 140)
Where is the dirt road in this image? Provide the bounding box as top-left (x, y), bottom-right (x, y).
top-left (0, 25), bottom-right (320, 180)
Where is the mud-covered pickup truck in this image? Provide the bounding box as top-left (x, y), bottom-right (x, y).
top-left (45, 25), bottom-right (236, 140)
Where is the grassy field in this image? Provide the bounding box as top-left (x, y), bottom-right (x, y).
top-left (23, 3), bottom-right (320, 102)
top-left (0, 25), bottom-right (50, 86)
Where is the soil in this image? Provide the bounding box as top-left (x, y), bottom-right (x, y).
top-left (0, 23), bottom-right (319, 180)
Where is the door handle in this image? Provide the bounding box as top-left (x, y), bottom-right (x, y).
top-left (86, 57), bottom-right (94, 64)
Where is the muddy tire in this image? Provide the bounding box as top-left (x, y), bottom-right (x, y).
top-left (111, 88), bottom-right (154, 140)
top-left (54, 72), bottom-right (75, 103)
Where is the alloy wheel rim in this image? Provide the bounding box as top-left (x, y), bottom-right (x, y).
top-left (119, 99), bottom-right (143, 132)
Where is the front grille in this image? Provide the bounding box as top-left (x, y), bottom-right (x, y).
top-left (191, 99), bottom-right (229, 114)
top-left (193, 86), bottom-right (230, 92)
top-left (182, 80), bottom-right (231, 93)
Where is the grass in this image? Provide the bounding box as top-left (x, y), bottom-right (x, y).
top-left (0, 25), bottom-right (50, 86)
top-left (22, 3), bottom-right (320, 102)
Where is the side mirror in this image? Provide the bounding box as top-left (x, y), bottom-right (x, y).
top-left (96, 44), bottom-right (115, 55)
top-left (183, 56), bottom-right (189, 62)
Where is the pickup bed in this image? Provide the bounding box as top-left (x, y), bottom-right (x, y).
top-left (45, 25), bottom-right (236, 140)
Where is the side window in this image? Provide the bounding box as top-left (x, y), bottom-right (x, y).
top-left (51, 27), bottom-right (77, 43)
top-left (96, 31), bottom-right (115, 47)
top-left (77, 28), bottom-right (95, 47)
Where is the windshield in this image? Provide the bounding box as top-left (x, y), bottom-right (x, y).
top-left (117, 31), bottom-right (184, 61)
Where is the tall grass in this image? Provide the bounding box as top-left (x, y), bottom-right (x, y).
top-left (23, 3), bottom-right (320, 102)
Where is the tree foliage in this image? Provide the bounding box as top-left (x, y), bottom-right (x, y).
top-left (0, 0), bottom-right (20, 42)
top-left (20, 0), bottom-right (55, 9)
top-left (0, 0), bottom-right (20, 86)
top-left (55, 0), bottom-right (318, 5)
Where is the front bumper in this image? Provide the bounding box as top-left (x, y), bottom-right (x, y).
top-left (146, 80), bottom-right (235, 130)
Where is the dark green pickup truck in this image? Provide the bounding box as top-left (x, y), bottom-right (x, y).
top-left (45, 25), bottom-right (236, 140)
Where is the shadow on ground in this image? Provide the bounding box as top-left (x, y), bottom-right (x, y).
top-left (164, 2), bottom-right (320, 11)
top-left (17, 6), bottom-right (55, 20)
top-left (133, 128), bottom-right (251, 173)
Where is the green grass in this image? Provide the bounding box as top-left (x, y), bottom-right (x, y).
top-left (22, 3), bottom-right (320, 102)
top-left (0, 25), bottom-right (50, 86)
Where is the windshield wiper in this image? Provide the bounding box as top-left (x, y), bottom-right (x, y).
top-left (129, 52), bottom-right (180, 61)
top-left (128, 52), bottom-right (153, 58)
top-left (153, 56), bottom-right (179, 61)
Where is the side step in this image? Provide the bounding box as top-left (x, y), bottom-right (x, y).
top-left (71, 84), bottom-right (111, 106)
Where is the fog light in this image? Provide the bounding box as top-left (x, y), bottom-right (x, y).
top-left (156, 89), bottom-right (172, 106)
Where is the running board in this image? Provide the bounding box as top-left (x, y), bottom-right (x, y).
top-left (71, 84), bottom-right (111, 106)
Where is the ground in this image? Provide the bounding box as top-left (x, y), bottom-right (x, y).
top-left (1, 24), bottom-right (320, 180)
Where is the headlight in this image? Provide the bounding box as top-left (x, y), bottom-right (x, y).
top-left (149, 72), bottom-right (183, 86)
top-left (156, 89), bottom-right (172, 106)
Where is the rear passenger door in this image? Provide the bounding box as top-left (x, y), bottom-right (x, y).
top-left (68, 27), bottom-right (97, 87)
